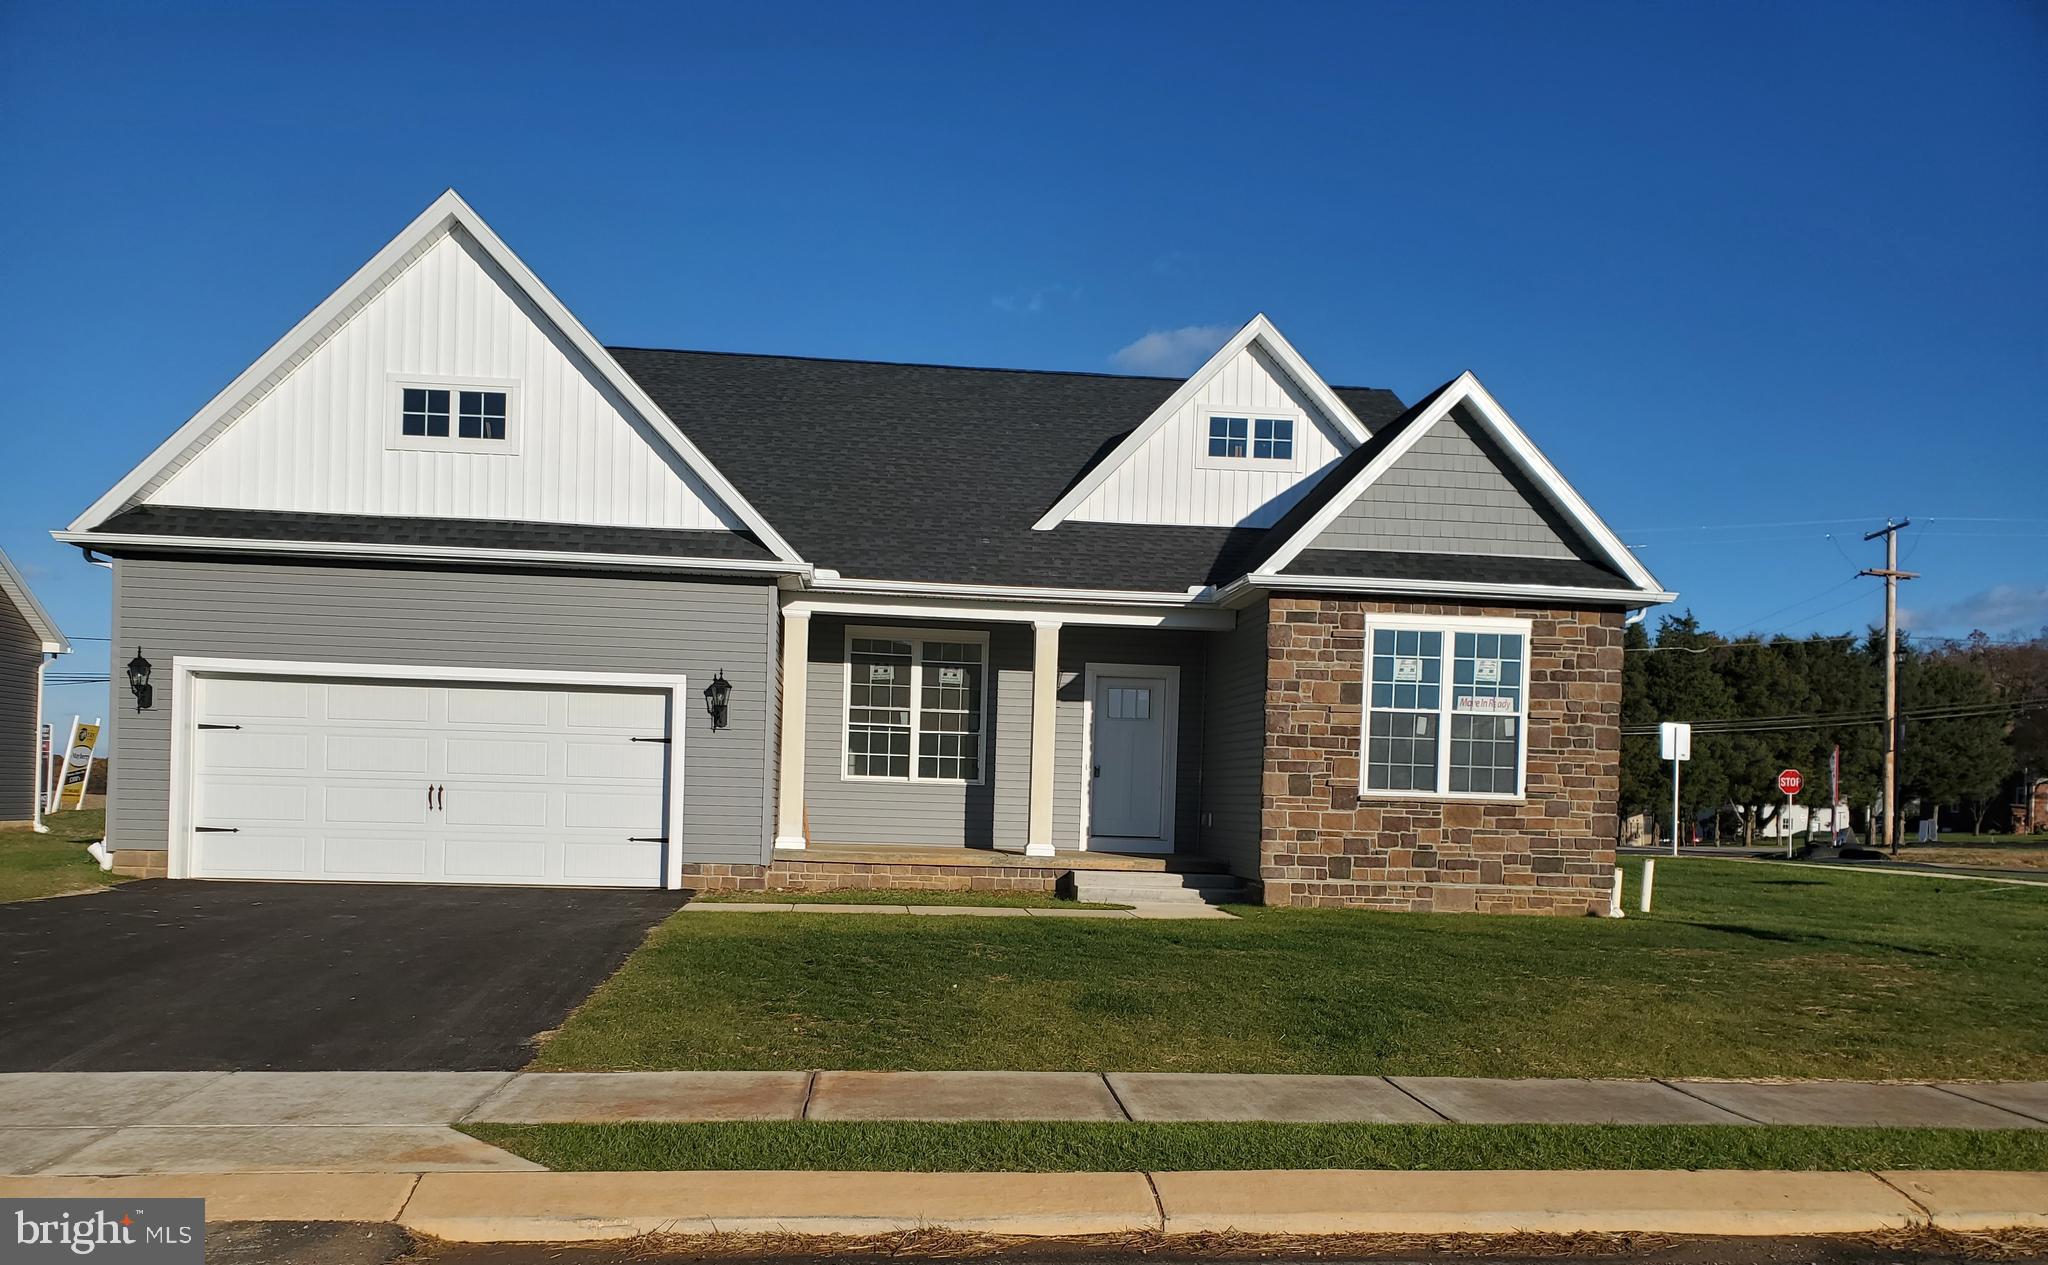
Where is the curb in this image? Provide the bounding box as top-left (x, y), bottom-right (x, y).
top-left (3, 1169), bottom-right (2045, 1240)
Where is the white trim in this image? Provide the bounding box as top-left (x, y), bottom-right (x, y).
top-left (1079, 662), bottom-right (1180, 853)
top-left (0, 549), bottom-right (68, 653)
top-left (783, 591), bottom-right (1233, 631)
top-left (165, 656), bottom-right (689, 889)
top-left (1357, 612), bottom-right (1531, 804)
top-left (69, 189), bottom-right (807, 565)
top-left (54, 531), bottom-right (804, 578)
top-left (1229, 572), bottom-right (1678, 607)
top-left (1193, 406), bottom-right (1306, 473)
top-left (838, 625), bottom-right (992, 786)
top-left (384, 374), bottom-right (523, 455)
top-left (1032, 314), bottom-right (1369, 530)
top-left (1253, 372), bottom-right (1668, 598)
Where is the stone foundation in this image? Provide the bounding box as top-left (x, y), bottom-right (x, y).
top-left (680, 859), bottom-right (1061, 895)
top-left (1260, 596), bottom-right (1622, 915)
top-left (110, 849), bottom-right (168, 879)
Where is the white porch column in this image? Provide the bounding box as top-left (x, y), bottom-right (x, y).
top-left (774, 609), bottom-right (810, 850)
top-left (1026, 619), bottom-right (1061, 857)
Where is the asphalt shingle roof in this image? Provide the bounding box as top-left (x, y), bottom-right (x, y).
top-left (94, 506), bottom-right (778, 562)
top-left (1280, 548), bottom-right (1635, 590)
top-left (611, 347), bottom-right (1406, 591)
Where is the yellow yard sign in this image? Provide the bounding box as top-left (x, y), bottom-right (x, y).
top-left (50, 718), bottom-right (101, 813)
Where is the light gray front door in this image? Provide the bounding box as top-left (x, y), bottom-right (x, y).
top-left (1091, 673), bottom-right (1170, 845)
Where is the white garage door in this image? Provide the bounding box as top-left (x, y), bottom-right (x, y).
top-left (190, 675), bottom-right (672, 887)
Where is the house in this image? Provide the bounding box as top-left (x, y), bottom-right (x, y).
top-left (0, 549), bottom-right (70, 827)
top-left (57, 191), bottom-right (1672, 914)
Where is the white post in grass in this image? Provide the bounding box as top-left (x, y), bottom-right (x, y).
top-left (1609, 866), bottom-right (1624, 918)
top-left (1640, 857), bottom-right (1655, 913)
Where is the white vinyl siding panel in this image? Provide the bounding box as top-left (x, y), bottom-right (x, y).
top-left (146, 226), bottom-right (745, 531)
top-left (0, 598), bottom-right (40, 822)
top-left (1310, 413), bottom-right (1583, 559)
top-left (105, 557), bottom-right (776, 866)
top-left (1071, 344), bottom-right (1352, 528)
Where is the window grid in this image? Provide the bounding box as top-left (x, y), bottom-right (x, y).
top-left (458, 390), bottom-right (508, 440)
top-left (845, 631), bottom-right (987, 783)
top-left (1207, 414), bottom-right (1294, 461)
top-left (1363, 623), bottom-right (1529, 799)
top-left (402, 388), bottom-right (450, 438)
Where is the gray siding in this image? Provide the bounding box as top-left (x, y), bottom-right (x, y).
top-left (108, 557), bottom-right (778, 865)
top-left (1055, 627), bottom-right (1206, 851)
top-left (804, 616), bottom-right (1031, 847)
top-left (0, 598), bottom-right (40, 822)
top-left (1200, 599), bottom-right (1268, 879)
top-left (1311, 410), bottom-right (1584, 559)
top-left (802, 617), bottom-right (1207, 851)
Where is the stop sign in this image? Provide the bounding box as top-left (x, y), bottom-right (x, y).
top-left (1777, 769), bottom-right (1804, 795)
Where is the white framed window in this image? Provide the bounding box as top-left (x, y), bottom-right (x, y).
top-left (1197, 408), bottom-right (1302, 470)
top-left (843, 626), bottom-right (989, 783)
top-left (387, 376), bottom-right (520, 453)
top-left (1359, 614), bottom-right (1531, 801)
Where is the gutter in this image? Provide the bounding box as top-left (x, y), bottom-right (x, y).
top-left (1222, 572), bottom-right (1679, 608)
top-left (52, 531), bottom-right (813, 580)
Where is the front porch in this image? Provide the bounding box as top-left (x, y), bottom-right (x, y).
top-left (766, 593), bottom-right (1256, 881)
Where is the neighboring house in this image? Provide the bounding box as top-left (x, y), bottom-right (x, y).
top-left (57, 191), bottom-right (1672, 912)
top-left (0, 549), bottom-right (70, 826)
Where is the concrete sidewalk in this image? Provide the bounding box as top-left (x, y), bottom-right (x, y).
top-left (1, 1168), bottom-right (2044, 1239)
top-left (2, 1071), bottom-right (2045, 1177)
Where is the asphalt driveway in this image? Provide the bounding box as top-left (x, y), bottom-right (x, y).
top-left (0, 880), bottom-right (683, 1071)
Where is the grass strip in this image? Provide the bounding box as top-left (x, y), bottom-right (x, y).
top-left (462, 1120), bottom-right (2048, 1173)
top-left (689, 888), bottom-right (1127, 909)
top-left (0, 809), bottom-right (122, 904)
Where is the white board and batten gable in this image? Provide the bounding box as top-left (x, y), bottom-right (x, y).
top-left (1035, 316), bottom-right (1371, 531)
top-left (70, 191), bottom-right (801, 561)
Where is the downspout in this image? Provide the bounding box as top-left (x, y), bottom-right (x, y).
top-left (31, 654), bottom-right (47, 833)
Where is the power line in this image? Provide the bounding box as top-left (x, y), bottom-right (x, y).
top-left (1620, 695), bottom-right (2045, 738)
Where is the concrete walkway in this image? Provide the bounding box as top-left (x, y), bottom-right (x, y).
top-left (2, 1071), bottom-right (2044, 1177)
top-left (681, 902), bottom-right (1238, 919)
top-left (1, 1168), bottom-right (2043, 1238)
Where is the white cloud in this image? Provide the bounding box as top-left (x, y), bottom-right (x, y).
top-left (1110, 324), bottom-right (1232, 375)
top-left (1901, 585), bottom-right (2048, 636)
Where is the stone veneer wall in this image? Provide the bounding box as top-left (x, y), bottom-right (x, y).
top-left (1261, 596), bottom-right (1623, 915)
top-left (679, 860), bottom-right (1059, 895)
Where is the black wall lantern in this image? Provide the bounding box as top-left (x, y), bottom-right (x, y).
top-left (703, 671), bottom-right (731, 731)
top-left (127, 648), bottom-right (154, 712)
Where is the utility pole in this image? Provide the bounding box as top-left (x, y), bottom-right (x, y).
top-left (1860, 519), bottom-right (1917, 855)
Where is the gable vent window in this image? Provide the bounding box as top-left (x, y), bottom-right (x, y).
top-left (1207, 415), bottom-right (1293, 462)
top-left (390, 379), bottom-right (519, 453)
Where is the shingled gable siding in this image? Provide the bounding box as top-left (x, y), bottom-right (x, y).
top-left (1261, 596), bottom-right (1623, 914)
top-left (105, 556), bottom-right (779, 868)
top-left (1308, 412), bottom-right (1583, 560)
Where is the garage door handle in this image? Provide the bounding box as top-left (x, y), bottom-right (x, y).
top-left (628, 836), bottom-right (667, 843)
top-left (630, 736), bottom-right (670, 744)
top-left (198, 723), bottom-right (242, 731)
top-left (194, 826), bottom-right (239, 833)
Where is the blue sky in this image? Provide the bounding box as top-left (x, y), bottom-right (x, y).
top-left (3, 0), bottom-right (2044, 724)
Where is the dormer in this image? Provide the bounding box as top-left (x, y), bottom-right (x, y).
top-left (1035, 315), bottom-right (1384, 530)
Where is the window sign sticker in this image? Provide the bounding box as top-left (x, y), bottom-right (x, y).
top-left (867, 664), bottom-right (896, 684)
top-left (1393, 657), bottom-right (1424, 683)
top-left (1504, 717), bottom-right (1516, 737)
top-left (1456, 695), bottom-right (1516, 714)
top-left (1474, 658), bottom-right (1501, 685)
top-left (937, 666), bottom-right (966, 687)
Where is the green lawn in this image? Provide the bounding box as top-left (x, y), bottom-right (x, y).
top-left (535, 857), bottom-right (2048, 1078)
top-left (463, 1120), bottom-right (2048, 1173)
top-left (691, 888), bottom-right (1128, 909)
top-left (0, 809), bottom-right (124, 903)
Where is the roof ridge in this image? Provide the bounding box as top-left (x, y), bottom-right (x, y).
top-left (605, 343), bottom-right (1394, 395)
